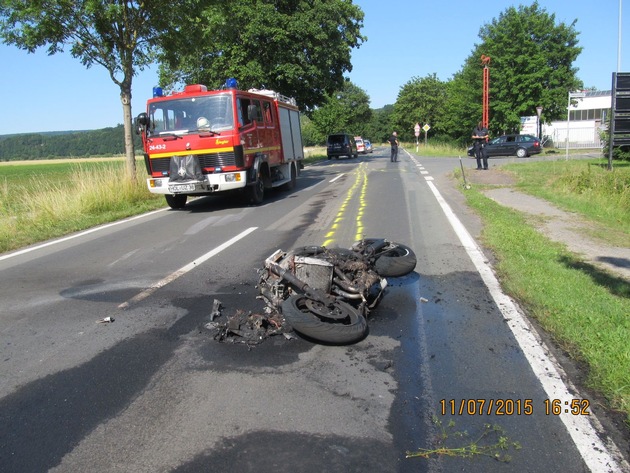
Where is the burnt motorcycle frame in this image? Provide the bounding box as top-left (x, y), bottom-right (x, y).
top-left (258, 238), bottom-right (416, 344)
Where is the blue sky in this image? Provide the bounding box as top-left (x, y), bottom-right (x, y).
top-left (0, 0), bottom-right (627, 135)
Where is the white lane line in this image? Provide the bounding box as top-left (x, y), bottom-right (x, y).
top-left (0, 208), bottom-right (168, 262)
top-left (330, 173), bottom-right (345, 183)
top-left (425, 180), bottom-right (626, 473)
top-left (118, 226), bottom-right (258, 309)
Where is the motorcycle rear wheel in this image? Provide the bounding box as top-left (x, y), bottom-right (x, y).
top-left (281, 295), bottom-right (368, 344)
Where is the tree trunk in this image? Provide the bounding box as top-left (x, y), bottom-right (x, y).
top-left (120, 87), bottom-right (137, 182)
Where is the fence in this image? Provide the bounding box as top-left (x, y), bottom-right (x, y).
top-left (545, 124), bottom-right (604, 149)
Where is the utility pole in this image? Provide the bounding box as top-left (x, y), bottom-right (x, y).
top-left (481, 55), bottom-right (491, 128)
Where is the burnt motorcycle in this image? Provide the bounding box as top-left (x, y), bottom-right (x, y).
top-left (257, 238), bottom-right (416, 344)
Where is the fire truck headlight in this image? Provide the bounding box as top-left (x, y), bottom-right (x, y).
top-left (152, 179), bottom-right (163, 187)
top-left (224, 174), bottom-right (240, 183)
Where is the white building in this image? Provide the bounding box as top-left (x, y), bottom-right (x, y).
top-left (542, 90), bottom-right (611, 149)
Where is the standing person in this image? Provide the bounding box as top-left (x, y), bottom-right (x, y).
top-left (472, 121), bottom-right (489, 170)
top-left (388, 131), bottom-right (399, 162)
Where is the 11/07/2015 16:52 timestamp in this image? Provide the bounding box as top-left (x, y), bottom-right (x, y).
top-left (440, 399), bottom-right (591, 416)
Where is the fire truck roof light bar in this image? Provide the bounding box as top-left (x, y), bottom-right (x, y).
top-left (247, 89), bottom-right (297, 106)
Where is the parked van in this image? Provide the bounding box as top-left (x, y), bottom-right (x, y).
top-left (327, 133), bottom-right (358, 159)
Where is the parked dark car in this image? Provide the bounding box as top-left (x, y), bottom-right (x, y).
top-left (327, 133), bottom-right (358, 159)
top-left (467, 134), bottom-right (542, 158)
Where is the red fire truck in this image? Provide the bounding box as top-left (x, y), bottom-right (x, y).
top-left (135, 79), bottom-right (304, 209)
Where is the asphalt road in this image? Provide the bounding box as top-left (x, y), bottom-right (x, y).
top-left (0, 148), bottom-right (626, 472)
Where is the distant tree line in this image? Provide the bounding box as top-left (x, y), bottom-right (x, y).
top-left (0, 126), bottom-right (141, 161)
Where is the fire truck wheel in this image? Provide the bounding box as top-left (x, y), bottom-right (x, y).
top-left (165, 194), bottom-right (187, 209)
top-left (246, 177), bottom-right (265, 205)
top-left (282, 162), bottom-right (297, 191)
top-left (281, 295), bottom-right (368, 345)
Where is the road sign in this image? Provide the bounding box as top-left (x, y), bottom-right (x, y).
top-left (423, 124), bottom-right (431, 132)
top-left (414, 123), bottom-right (421, 137)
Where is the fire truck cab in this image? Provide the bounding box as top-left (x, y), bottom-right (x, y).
top-left (135, 80), bottom-right (303, 209)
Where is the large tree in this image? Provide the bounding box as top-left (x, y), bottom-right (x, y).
top-left (310, 80), bottom-right (371, 138)
top-left (392, 73), bottom-right (448, 142)
top-left (0, 0), bottom-right (200, 180)
top-left (158, 0), bottom-right (365, 111)
top-left (442, 1), bottom-right (582, 140)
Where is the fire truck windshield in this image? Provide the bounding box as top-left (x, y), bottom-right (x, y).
top-left (148, 93), bottom-right (234, 136)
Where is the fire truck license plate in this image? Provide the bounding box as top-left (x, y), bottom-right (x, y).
top-left (168, 183), bottom-right (196, 192)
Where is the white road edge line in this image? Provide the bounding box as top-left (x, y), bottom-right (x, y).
top-left (425, 179), bottom-right (626, 472)
top-left (118, 226), bottom-right (258, 309)
top-left (0, 208), bottom-right (168, 262)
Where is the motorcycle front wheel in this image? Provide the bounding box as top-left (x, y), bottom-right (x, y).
top-left (354, 239), bottom-right (417, 277)
top-left (281, 295), bottom-right (368, 344)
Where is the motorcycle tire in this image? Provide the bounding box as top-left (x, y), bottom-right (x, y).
top-left (292, 246), bottom-right (327, 257)
top-left (356, 239), bottom-right (417, 277)
top-left (281, 295), bottom-right (368, 344)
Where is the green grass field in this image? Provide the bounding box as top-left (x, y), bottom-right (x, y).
top-left (0, 158), bottom-right (164, 252)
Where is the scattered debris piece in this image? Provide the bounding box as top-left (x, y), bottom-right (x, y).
top-left (97, 316), bottom-right (115, 324)
top-left (203, 305), bottom-right (292, 346)
top-left (210, 299), bottom-right (222, 321)
top-left (420, 297), bottom-right (429, 303)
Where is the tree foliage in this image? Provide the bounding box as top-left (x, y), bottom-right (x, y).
top-left (443, 1), bottom-right (582, 141)
top-left (362, 105), bottom-right (394, 145)
top-left (392, 73), bottom-right (448, 142)
top-left (0, 0), bottom-right (201, 179)
top-left (299, 115), bottom-right (322, 147)
top-left (158, 0), bottom-right (365, 111)
top-left (309, 80), bottom-right (371, 138)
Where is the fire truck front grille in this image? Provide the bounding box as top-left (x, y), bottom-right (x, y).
top-left (151, 152), bottom-right (237, 175)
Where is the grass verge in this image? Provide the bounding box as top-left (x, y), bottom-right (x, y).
top-left (0, 160), bottom-right (164, 253)
top-left (462, 161), bottom-right (630, 424)
top-left (503, 159), bottom-right (630, 242)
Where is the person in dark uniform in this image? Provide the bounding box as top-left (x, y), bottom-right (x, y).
top-left (388, 131), bottom-right (399, 162)
top-left (472, 121), bottom-right (489, 169)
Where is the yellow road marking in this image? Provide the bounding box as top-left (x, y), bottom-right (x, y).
top-left (322, 162), bottom-right (369, 247)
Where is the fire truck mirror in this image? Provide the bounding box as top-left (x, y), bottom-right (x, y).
top-left (134, 113), bottom-right (149, 135)
top-left (136, 113), bottom-right (149, 127)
